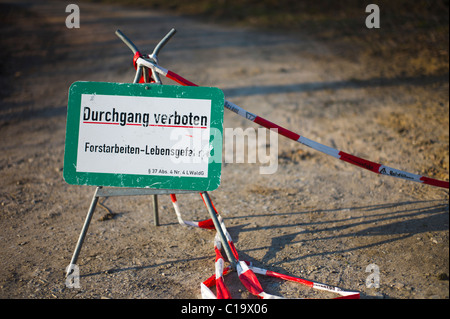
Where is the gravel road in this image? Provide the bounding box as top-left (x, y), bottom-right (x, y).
top-left (0, 0), bottom-right (448, 300)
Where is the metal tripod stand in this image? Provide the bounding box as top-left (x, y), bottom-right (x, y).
top-left (65, 29), bottom-right (237, 278)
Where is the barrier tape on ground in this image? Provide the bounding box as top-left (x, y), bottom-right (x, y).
top-left (248, 264), bottom-right (360, 299)
top-left (142, 60), bottom-right (448, 189)
top-left (215, 214), bottom-right (281, 299)
top-left (201, 265), bottom-right (233, 299)
top-left (201, 258), bottom-right (359, 299)
top-left (237, 260), bottom-right (283, 299)
top-left (170, 192), bottom-right (359, 299)
top-left (214, 233), bottom-right (232, 299)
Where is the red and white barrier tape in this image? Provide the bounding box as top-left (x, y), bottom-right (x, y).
top-left (236, 260), bottom-right (283, 299)
top-left (201, 265), bottom-right (233, 299)
top-left (170, 193), bottom-right (241, 259)
top-left (138, 58), bottom-right (448, 190)
top-left (132, 56), bottom-right (366, 299)
top-left (213, 233), bottom-right (232, 299)
top-left (169, 194), bottom-right (215, 229)
top-left (201, 241), bottom-right (282, 299)
top-left (248, 264), bottom-right (360, 299)
top-left (179, 193), bottom-right (360, 299)
top-left (201, 258), bottom-right (359, 299)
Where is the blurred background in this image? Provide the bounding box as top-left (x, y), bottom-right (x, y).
top-left (81, 0), bottom-right (449, 77)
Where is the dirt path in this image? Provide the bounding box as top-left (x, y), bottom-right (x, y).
top-left (0, 0), bottom-right (448, 300)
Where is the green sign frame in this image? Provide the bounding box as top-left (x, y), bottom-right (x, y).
top-left (64, 81), bottom-right (224, 191)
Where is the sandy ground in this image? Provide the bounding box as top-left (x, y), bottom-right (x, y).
top-left (0, 0), bottom-right (448, 300)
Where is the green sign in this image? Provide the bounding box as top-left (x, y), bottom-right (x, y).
top-left (64, 82), bottom-right (224, 191)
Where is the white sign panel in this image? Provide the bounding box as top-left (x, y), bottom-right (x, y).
top-left (77, 93), bottom-right (211, 179)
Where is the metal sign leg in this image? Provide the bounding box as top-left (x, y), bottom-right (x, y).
top-left (65, 188), bottom-right (234, 278)
top-left (201, 192), bottom-right (237, 270)
top-left (66, 187), bottom-right (198, 277)
top-left (66, 187), bottom-right (101, 277)
top-left (152, 195), bottom-right (159, 226)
